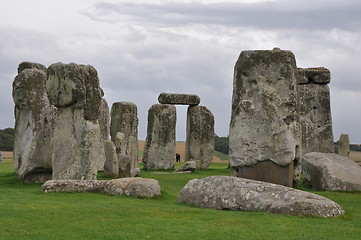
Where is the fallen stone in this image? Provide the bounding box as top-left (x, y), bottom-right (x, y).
top-left (152, 171), bottom-right (192, 174)
top-left (174, 161), bottom-right (196, 172)
top-left (302, 152), bottom-right (361, 191)
top-left (337, 134), bottom-right (350, 157)
top-left (130, 168), bottom-right (141, 177)
top-left (177, 176), bottom-right (344, 217)
top-left (158, 93), bottom-right (200, 105)
top-left (42, 180), bottom-right (108, 193)
top-left (104, 178), bottom-right (161, 197)
top-left (42, 178), bottom-right (161, 198)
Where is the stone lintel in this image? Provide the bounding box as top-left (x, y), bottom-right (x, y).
top-left (297, 67), bottom-right (330, 85)
top-left (158, 93), bottom-right (200, 105)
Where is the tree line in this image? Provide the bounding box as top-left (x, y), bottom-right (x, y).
top-left (0, 128), bottom-right (15, 151)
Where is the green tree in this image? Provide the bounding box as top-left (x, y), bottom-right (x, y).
top-left (0, 128), bottom-right (15, 151)
top-left (214, 135), bottom-right (229, 155)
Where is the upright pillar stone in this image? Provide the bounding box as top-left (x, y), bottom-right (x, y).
top-left (229, 48), bottom-right (301, 187)
top-left (185, 105), bottom-right (215, 169)
top-left (143, 104), bottom-right (176, 170)
top-left (110, 102), bottom-right (139, 169)
top-left (337, 134), bottom-right (350, 157)
top-left (298, 67), bottom-right (334, 154)
top-left (12, 62), bottom-right (55, 183)
top-left (46, 63), bottom-right (104, 180)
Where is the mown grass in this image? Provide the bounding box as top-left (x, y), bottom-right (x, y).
top-left (1, 159), bottom-right (361, 240)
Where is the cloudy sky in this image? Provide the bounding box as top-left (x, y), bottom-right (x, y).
top-left (1, 0), bottom-right (361, 142)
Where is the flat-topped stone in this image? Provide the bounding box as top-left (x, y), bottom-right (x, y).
top-left (297, 67), bottom-right (331, 84)
top-left (158, 93), bottom-right (200, 105)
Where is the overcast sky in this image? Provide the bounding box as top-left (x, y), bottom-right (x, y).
top-left (1, 0), bottom-right (361, 142)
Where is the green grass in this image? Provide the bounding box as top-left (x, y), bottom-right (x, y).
top-left (1, 159), bottom-right (361, 240)
top-left (214, 151), bottom-right (229, 161)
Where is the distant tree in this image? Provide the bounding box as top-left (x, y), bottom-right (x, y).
top-left (0, 128), bottom-right (15, 151)
top-left (215, 135), bottom-right (229, 155)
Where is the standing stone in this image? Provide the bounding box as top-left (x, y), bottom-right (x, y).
top-left (12, 62), bottom-right (55, 183)
top-left (104, 140), bottom-right (118, 178)
top-left (99, 98), bottom-right (110, 142)
top-left (114, 132), bottom-right (131, 178)
top-left (158, 93), bottom-right (200, 105)
top-left (143, 104), bottom-right (176, 170)
top-left (229, 49), bottom-right (301, 187)
top-left (110, 102), bottom-right (139, 169)
top-left (337, 134), bottom-right (350, 157)
top-left (185, 105), bottom-right (215, 169)
top-left (46, 63), bottom-right (104, 180)
top-left (298, 68), bottom-right (334, 154)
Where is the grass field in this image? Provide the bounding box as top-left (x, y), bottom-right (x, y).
top-left (1, 157), bottom-right (361, 239)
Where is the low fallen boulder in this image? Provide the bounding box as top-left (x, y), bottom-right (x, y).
top-left (177, 176), bottom-right (344, 217)
top-left (104, 178), bottom-right (161, 197)
top-left (42, 178), bottom-right (161, 197)
top-left (302, 152), bottom-right (361, 191)
top-left (174, 161), bottom-right (196, 173)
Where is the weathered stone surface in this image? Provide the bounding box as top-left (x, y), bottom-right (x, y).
top-left (17, 61), bottom-right (47, 74)
top-left (302, 152), bottom-right (361, 191)
top-left (143, 104), bottom-right (176, 170)
top-left (178, 176), bottom-right (344, 217)
top-left (158, 93), bottom-right (200, 105)
top-left (229, 49), bottom-right (301, 186)
top-left (118, 154), bottom-right (131, 178)
top-left (130, 168), bottom-right (141, 177)
top-left (174, 161), bottom-right (196, 172)
top-left (298, 81), bottom-right (334, 154)
top-left (110, 102), bottom-right (138, 169)
top-left (42, 178), bottom-right (161, 197)
top-left (46, 63), bottom-right (104, 180)
top-left (104, 178), bottom-right (161, 197)
top-left (185, 106), bottom-right (214, 169)
top-left (42, 180), bottom-right (108, 193)
top-left (12, 63), bottom-right (55, 183)
top-left (99, 98), bottom-right (110, 142)
top-left (297, 67), bottom-right (330, 84)
top-left (337, 134), bottom-right (350, 157)
top-left (104, 140), bottom-right (118, 178)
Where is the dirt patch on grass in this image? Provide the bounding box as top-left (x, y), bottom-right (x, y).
top-left (1, 151), bottom-right (12, 159)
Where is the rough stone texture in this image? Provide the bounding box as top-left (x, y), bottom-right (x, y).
top-left (17, 61), bottom-right (47, 74)
top-left (46, 63), bottom-right (104, 180)
top-left (104, 178), bottom-right (161, 197)
top-left (42, 180), bottom-right (108, 193)
top-left (118, 154), bottom-right (131, 178)
top-left (42, 178), bottom-right (161, 197)
top-left (298, 68), bottom-right (334, 154)
top-left (297, 67), bottom-right (330, 84)
top-left (337, 134), bottom-right (350, 157)
top-left (104, 140), bottom-right (118, 178)
top-left (158, 93), bottom-right (200, 105)
top-left (130, 168), bottom-right (141, 177)
top-left (174, 161), bottom-right (196, 172)
top-left (185, 106), bottom-right (215, 169)
top-left (99, 98), bottom-right (110, 142)
top-left (143, 104), bottom-right (176, 170)
top-left (178, 176), bottom-right (344, 217)
top-left (302, 152), bottom-right (361, 191)
top-left (229, 49), bottom-right (301, 186)
top-left (110, 102), bottom-right (138, 169)
top-left (12, 63), bottom-right (55, 183)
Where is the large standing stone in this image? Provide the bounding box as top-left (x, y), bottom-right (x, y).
top-left (46, 63), bottom-right (104, 180)
top-left (143, 104), bottom-right (176, 170)
top-left (337, 134), bottom-right (350, 157)
top-left (110, 102), bottom-right (139, 169)
top-left (298, 68), bottom-right (334, 154)
top-left (229, 49), bottom-right (301, 187)
top-left (178, 176), bottom-right (344, 217)
top-left (185, 105), bottom-right (214, 169)
top-left (99, 98), bottom-right (110, 142)
top-left (302, 152), bottom-right (361, 191)
top-left (12, 62), bottom-right (55, 183)
top-left (158, 93), bottom-right (200, 105)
